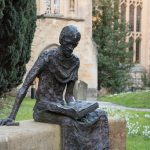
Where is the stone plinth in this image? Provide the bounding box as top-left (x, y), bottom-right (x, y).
top-left (0, 121), bottom-right (61, 150)
top-left (0, 118), bottom-right (126, 150)
top-left (109, 118), bottom-right (126, 150)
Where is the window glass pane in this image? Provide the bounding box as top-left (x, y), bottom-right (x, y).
top-left (129, 37), bottom-right (134, 62)
top-left (121, 3), bottom-right (126, 22)
top-left (136, 6), bottom-right (142, 32)
top-left (129, 5), bottom-right (134, 31)
top-left (43, 0), bottom-right (60, 14)
top-left (129, 37), bottom-right (134, 51)
top-left (136, 38), bottom-right (141, 62)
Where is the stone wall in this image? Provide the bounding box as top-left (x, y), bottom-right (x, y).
top-left (0, 119), bottom-right (126, 150)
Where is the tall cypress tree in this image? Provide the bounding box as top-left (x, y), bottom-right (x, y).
top-left (93, 0), bottom-right (133, 93)
top-left (0, 0), bottom-right (36, 96)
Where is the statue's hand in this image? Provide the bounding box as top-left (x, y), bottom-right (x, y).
top-left (65, 96), bottom-right (76, 105)
top-left (0, 118), bottom-right (19, 126)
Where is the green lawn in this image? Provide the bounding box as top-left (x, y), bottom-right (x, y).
top-left (0, 96), bottom-right (150, 150)
top-left (100, 107), bottom-right (150, 150)
top-left (16, 97), bottom-right (35, 121)
top-left (127, 136), bottom-right (150, 150)
top-left (98, 90), bottom-right (150, 108)
top-left (0, 97), bottom-right (35, 120)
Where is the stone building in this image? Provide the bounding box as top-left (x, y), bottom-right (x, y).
top-left (27, 0), bottom-right (97, 97)
top-left (120, 0), bottom-right (150, 87)
top-left (120, 0), bottom-right (150, 72)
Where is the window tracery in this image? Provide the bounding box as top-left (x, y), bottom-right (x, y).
top-left (44, 0), bottom-right (60, 15)
top-left (44, 0), bottom-right (51, 14)
top-left (120, 0), bottom-right (127, 3)
top-left (120, 0), bottom-right (143, 63)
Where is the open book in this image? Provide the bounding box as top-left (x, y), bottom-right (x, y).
top-left (36, 100), bottom-right (99, 119)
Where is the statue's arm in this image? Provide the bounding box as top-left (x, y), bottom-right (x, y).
top-left (8, 67), bottom-right (39, 121)
top-left (65, 57), bottom-right (80, 104)
top-left (65, 81), bottom-right (76, 104)
top-left (0, 54), bottom-right (45, 125)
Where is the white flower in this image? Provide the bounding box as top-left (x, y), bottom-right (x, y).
top-left (144, 114), bottom-right (150, 118)
top-left (142, 126), bottom-right (150, 139)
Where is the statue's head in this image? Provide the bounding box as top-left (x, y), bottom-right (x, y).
top-left (59, 25), bottom-right (81, 57)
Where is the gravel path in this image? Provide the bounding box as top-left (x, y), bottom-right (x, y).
top-left (87, 98), bottom-right (150, 112)
top-left (98, 101), bottom-right (150, 112)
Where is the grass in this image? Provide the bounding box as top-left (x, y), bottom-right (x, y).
top-left (127, 136), bottom-right (150, 150)
top-left (126, 111), bottom-right (150, 150)
top-left (100, 107), bottom-right (150, 150)
top-left (16, 97), bottom-right (35, 121)
top-left (0, 97), bottom-right (35, 120)
top-left (124, 110), bottom-right (150, 150)
top-left (98, 90), bottom-right (150, 108)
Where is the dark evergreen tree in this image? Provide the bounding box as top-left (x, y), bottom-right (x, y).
top-left (0, 0), bottom-right (36, 96)
top-left (93, 0), bottom-right (133, 93)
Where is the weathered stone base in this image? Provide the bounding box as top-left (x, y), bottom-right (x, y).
top-left (109, 118), bottom-right (126, 150)
top-left (0, 118), bottom-right (126, 150)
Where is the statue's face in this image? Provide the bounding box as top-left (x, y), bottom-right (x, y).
top-left (61, 38), bottom-right (78, 57)
top-left (59, 25), bottom-right (81, 57)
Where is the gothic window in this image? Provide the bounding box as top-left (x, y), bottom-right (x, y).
top-left (129, 37), bottom-right (134, 62)
top-left (54, 0), bottom-right (60, 14)
top-left (70, 0), bottom-right (75, 11)
top-left (135, 38), bottom-right (141, 62)
top-left (129, 37), bottom-right (134, 52)
top-left (121, 3), bottom-right (126, 22)
top-left (44, 0), bottom-right (60, 15)
top-left (129, 4), bottom-right (134, 31)
top-left (136, 5), bottom-right (142, 32)
top-left (44, 0), bottom-right (51, 14)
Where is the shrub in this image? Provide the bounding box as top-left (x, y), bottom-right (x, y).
top-left (0, 0), bottom-right (36, 96)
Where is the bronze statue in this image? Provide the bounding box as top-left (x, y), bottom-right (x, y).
top-left (0, 25), bottom-right (109, 150)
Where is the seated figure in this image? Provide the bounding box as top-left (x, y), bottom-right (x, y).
top-left (0, 25), bottom-right (109, 150)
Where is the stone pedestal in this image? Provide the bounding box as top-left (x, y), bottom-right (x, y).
top-left (0, 121), bottom-right (61, 150)
top-left (0, 118), bottom-right (126, 150)
top-left (109, 118), bottom-right (126, 150)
